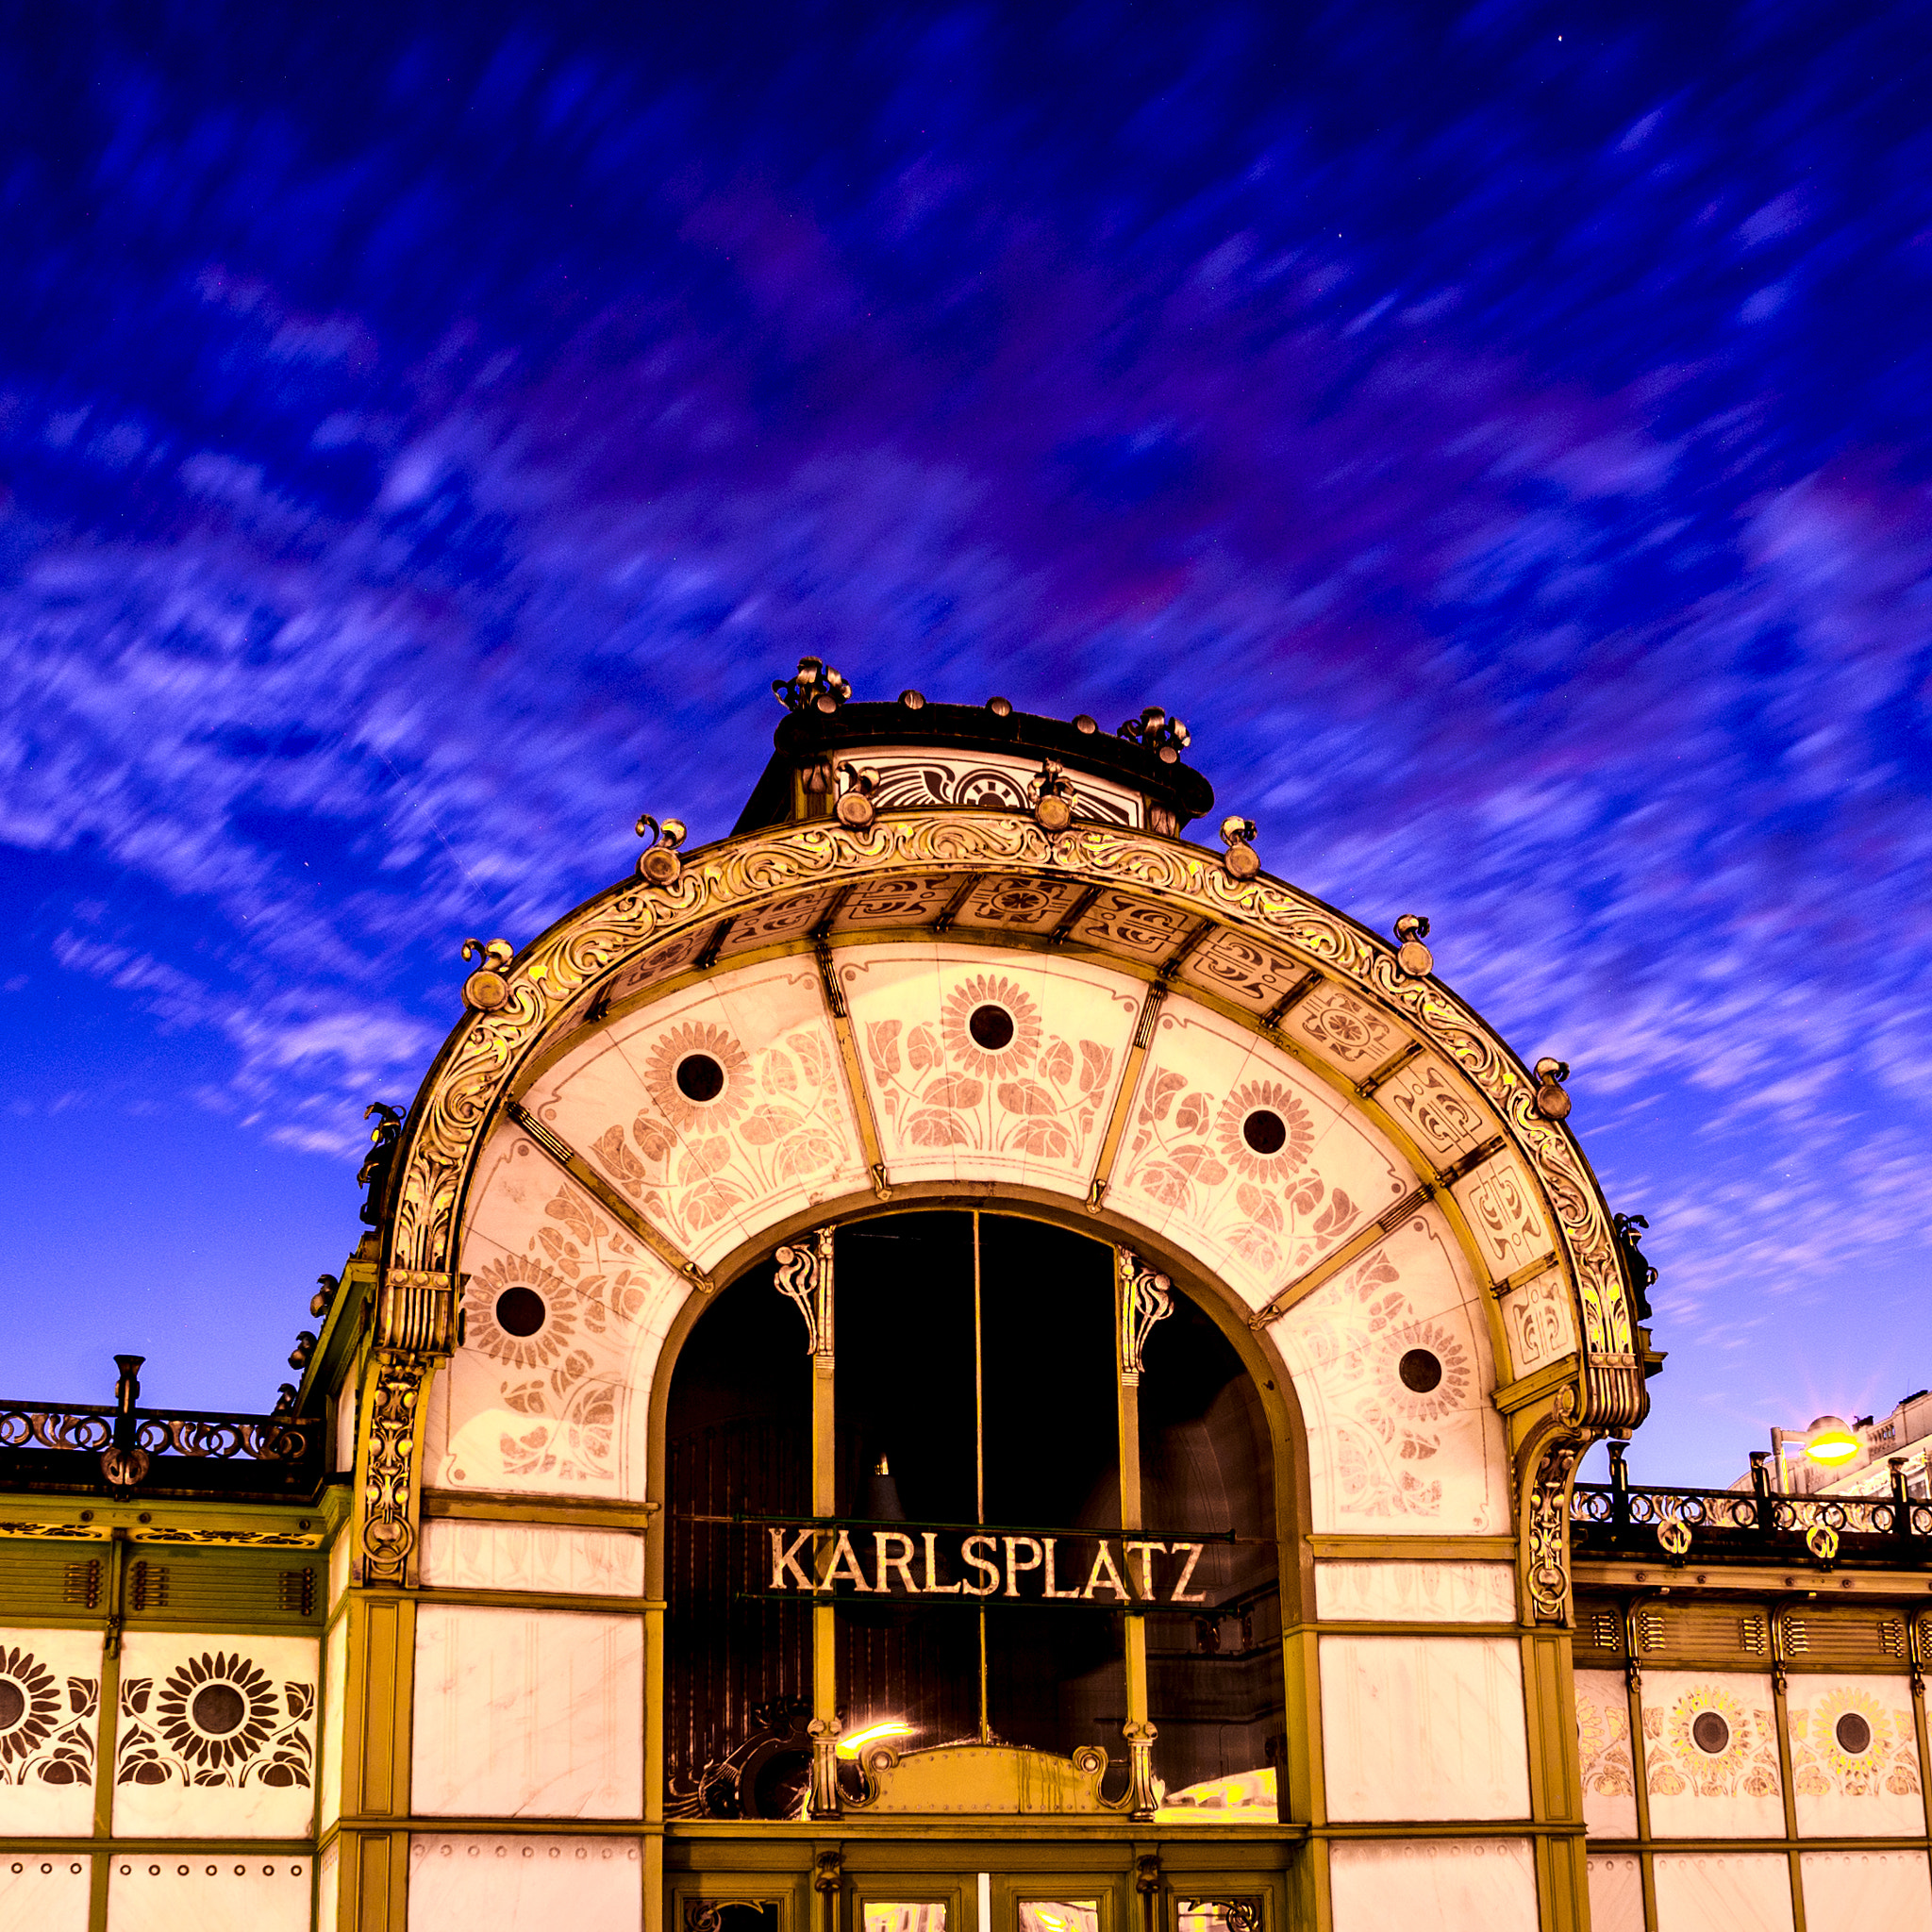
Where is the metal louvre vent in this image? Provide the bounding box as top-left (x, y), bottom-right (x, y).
top-left (61, 1558), bottom-right (102, 1608)
top-left (1635, 1604), bottom-right (1770, 1659)
top-left (1784, 1613), bottom-right (1907, 1661)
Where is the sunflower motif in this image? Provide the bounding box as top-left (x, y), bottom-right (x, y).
top-left (1213, 1080), bottom-right (1316, 1180)
top-left (0, 1646), bottom-right (59, 1768)
top-left (1809, 1684), bottom-right (1896, 1790)
top-left (155, 1654), bottom-right (277, 1775)
top-left (1659, 1683), bottom-right (1773, 1794)
top-left (465, 1256), bottom-right (575, 1369)
top-left (939, 974), bottom-right (1042, 1076)
top-left (643, 1021), bottom-right (751, 1128)
top-left (1377, 1320), bottom-right (1472, 1423)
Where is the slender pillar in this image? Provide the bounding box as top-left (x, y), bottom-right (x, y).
top-left (1116, 1248), bottom-right (1172, 1819)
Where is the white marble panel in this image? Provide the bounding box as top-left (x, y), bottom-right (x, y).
top-left (0, 1854), bottom-right (90, 1932)
top-left (1314, 1561), bottom-right (1515, 1624)
top-left (1319, 1635), bottom-right (1530, 1821)
top-left (0, 1625), bottom-right (103, 1836)
top-left (107, 1856), bottom-right (309, 1932)
top-left (429, 1121), bottom-right (692, 1499)
top-left (1587, 1854), bottom-right (1643, 1932)
top-left (1496, 1267), bottom-right (1575, 1381)
top-left (1328, 1838), bottom-right (1537, 1932)
top-left (1801, 1850), bottom-right (1932, 1932)
top-left (1450, 1151), bottom-right (1551, 1280)
top-left (1375, 1053), bottom-right (1492, 1165)
top-left (318, 1841), bottom-right (339, 1932)
top-left (1112, 998), bottom-right (1413, 1309)
top-left (328, 1526), bottom-right (351, 1608)
top-left (319, 1617), bottom-right (346, 1833)
top-left (111, 1633), bottom-right (318, 1840)
top-left (524, 957), bottom-right (868, 1270)
top-left (1653, 1853), bottom-right (1794, 1932)
top-left (1271, 1209), bottom-right (1509, 1533)
top-left (408, 1834), bottom-right (641, 1932)
top-left (411, 1606), bottom-right (642, 1818)
top-left (1787, 1674), bottom-right (1926, 1837)
top-left (419, 1521), bottom-right (644, 1597)
top-left (1574, 1669), bottom-right (1639, 1839)
top-left (335, 1384), bottom-right (357, 1474)
top-left (1641, 1670), bottom-right (1784, 1839)
top-left (841, 944), bottom-right (1141, 1202)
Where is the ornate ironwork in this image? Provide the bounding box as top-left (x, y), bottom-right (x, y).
top-left (1528, 1436), bottom-right (1585, 1622)
top-left (1117, 1250), bottom-right (1173, 1384)
top-left (773, 1229), bottom-right (835, 1357)
top-left (774, 657), bottom-right (852, 714)
top-left (1572, 1476), bottom-right (1924, 1571)
top-left (0, 1404), bottom-right (310, 1461)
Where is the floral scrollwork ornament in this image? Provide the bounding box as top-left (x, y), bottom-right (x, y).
top-left (1528, 1436), bottom-right (1586, 1624)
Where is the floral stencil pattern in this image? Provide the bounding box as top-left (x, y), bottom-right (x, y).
top-left (0, 1645), bottom-right (95, 1787)
top-left (456, 1181), bottom-right (666, 1489)
top-left (1644, 1683), bottom-right (1780, 1801)
top-left (118, 1652), bottom-right (313, 1790)
top-left (864, 971), bottom-right (1114, 1163)
top-left (1790, 1682), bottom-right (1921, 1801)
top-left (1574, 1672), bottom-right (1637, 1837)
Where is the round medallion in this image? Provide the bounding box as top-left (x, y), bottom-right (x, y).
top-left (494, 1286), bottom-right (547, 1339)
top-left (1241, 1108), bottom-right (1288, 1156)
top-left (1835, 1711), bottom-right (1873, 1756)
top-left (0, 1682), bottom-right (22, 1731)
top-left (1691, 1710), bottom-right (1730, 1755)
top-left (191, 1684), bottom-right (245, 1737)
top-left (676, 1053), bottom-right (726, 1103)
top-left (1397, 1348), bottom-right (1443, 1393)
top-left (968, 1005), bottom-right (1016, 1051)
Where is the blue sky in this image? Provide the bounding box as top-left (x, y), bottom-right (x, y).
top-left (2, 3), bottom-right (1928, 1485)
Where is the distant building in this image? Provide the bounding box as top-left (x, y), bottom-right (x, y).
top-left (1743, 1391), bottom-right (1932, 1498)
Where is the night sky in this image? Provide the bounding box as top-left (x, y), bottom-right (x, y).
top-left (3, 5), bottom-right (1928, 1486)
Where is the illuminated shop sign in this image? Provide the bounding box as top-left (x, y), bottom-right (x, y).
top-left (748, 1521), bottom-right (1243, 1604)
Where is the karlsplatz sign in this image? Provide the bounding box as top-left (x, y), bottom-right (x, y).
top-left (756, 1522), bottom-right (1230, 1605)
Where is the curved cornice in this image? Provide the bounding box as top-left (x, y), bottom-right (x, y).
top-left (379, 810), bottom-right (1641, 1428)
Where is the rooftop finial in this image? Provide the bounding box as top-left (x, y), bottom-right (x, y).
top-left (774, 657), bottom-right (852, 714)
top-left (1117, 704), bottom-right (1191, 763)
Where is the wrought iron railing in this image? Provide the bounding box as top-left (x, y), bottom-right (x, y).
top-left (0, 1401), bottom-right (311, 1462)
top-left (1572, 1453), bottom-right (1932, 1568)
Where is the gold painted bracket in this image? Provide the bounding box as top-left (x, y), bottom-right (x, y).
top-left (507, 1100), bottom-right (712, 1291)
top-left (810, 919), bottom-right (892, 1199)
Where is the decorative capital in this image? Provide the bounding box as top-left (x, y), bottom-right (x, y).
top-left (774, 1227), bottom-right (836, 1357)
top-left (1118, 1249), bottom-right (1173, 1385)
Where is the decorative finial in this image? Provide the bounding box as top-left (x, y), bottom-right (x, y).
top-left (460, 937), bottom-right (514, 1010)
top-left (1392, 914), bottom-right (1433, 977)
top-left (1031, 761), bottom-right (1075, 832)
top-left (358, 1103), bottom-right (404, 1226)
top-left (288, 1330), bottom-right (317, 1371)
top-left (1532, 1057), bottom-right (1572, 1120)
top-left (1612, 1212), bottom-right (1657, 1321)
top-left (774, 657), bottom-right (852, 713)
top-left (1220, 815), bottom-right (1259, 879)
top-left (309, 1273), bottom-right (340, 1319)
top-left (635, 815), bottom-right (687, 885)
top-left (1118, 705), bottom-right (1191, 762)
top-left (836, 764), bottom-right (878, 828)
top-left (987, 695), bottom-right (1013, 718)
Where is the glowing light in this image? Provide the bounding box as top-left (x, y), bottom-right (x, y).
top-left (836, 1720), bottom-right (916, 1760)
top-left (1805, 1416), bottom-right (1859, 1466)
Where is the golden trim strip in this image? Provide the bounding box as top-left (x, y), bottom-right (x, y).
top-left (507, 1100), bottom-right (711, 1290)
top-left (1357, 1039), bottom-right (1425, 1099)
top-left (811, 919), bottom-right (892, 1200)
top-left (1249, 1182), bottom-right (1438, 1328)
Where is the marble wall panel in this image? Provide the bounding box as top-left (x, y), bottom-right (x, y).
top-left (1641, 1671), bottom-right (1784, 1839)
top-left (318, 1843), bottom-right (339, 1932)
top-left (1800, 1850), bottom-right (1932, 1932)
top-left (112, 1633), bottom-right (318, 1840)
top-left (1174, 927), bottom-right (1307, 1017)
top-left (408, 1834), bottom-right (642, 1932)
top-left (428, 1123), bottom-right (692, 1499)
top-left (840, 945), bottom-right (1141, 1201)
top-left (1271, 1211), bottom-right (1509, 1533)
top-left (319, 1618), bottom-right (345, 1833)
top-left (0, 1853), bottom-right (90, 1932)
top-left (1449, 1151), bottom-right (1552, 1281)
top-left (1787, 1674), bottom-right (1925, 1837)
top-left (411, 1606), bottom-right (642, 1819)
top-left (1319, 1635), bottom-right (1531, 1822)
top-left (106, 1857), bottom-right (309, 1932)
top-left (1111, 998), bottom-right (1413, 1310)
top-left (523, 957), bottom-right (869, 1271)
top-left (334, 1386), bottom-right (357, 1474)
top-left (1496, 1268), bottom-right (1575, 1382)
top-left (1586, 1854), bottom-right (1643, 1932)
top-left (0, 1625), bottom-right (102, 1836)
top-left (419, 1522), bottom-right (645, 1597)
top-left (1374, 1054), bottom-right (1491, 1166)
top-left (328, 1526), bottom-right (351, 1608)
top-left (1277, 982), bottom-right (1407, 1079)
top-left (1327, 1838), bottom-right (1537, 1932)
top-left (1313, 1561), bottom-right (1515, 1624)
top-left (1574, 1669), bottom-right (1639, 1839)
top-left (1652, 1854), bottom-right (1794, 1932)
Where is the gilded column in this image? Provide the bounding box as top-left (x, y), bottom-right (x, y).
top-left (1116, 1247), bottom-right (1172, 1820)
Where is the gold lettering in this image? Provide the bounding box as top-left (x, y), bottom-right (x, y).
top-left (1042, 1537), bottom-right (1083, 1599)
top-left (822, 1527), bottom-right (872, 1591)
top-left (922, 1529), bottom-right (962, 1593)
top-left (874, 1531), bottom-right (918, 1595)
top-left (961, 1533), bottom-right (1001, 1596)
top-left (1124, 1540), bottom-right (1168, 1598)
top-left (1003, 1535), bottom-right (1043, 1597)
top-left (1167, 1541), bottom-right (1208, 1603)
top-left (770, 1526), bottom-right (812, 1590)
top-left (1081, 1541), bottom-right (1132, 1601)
